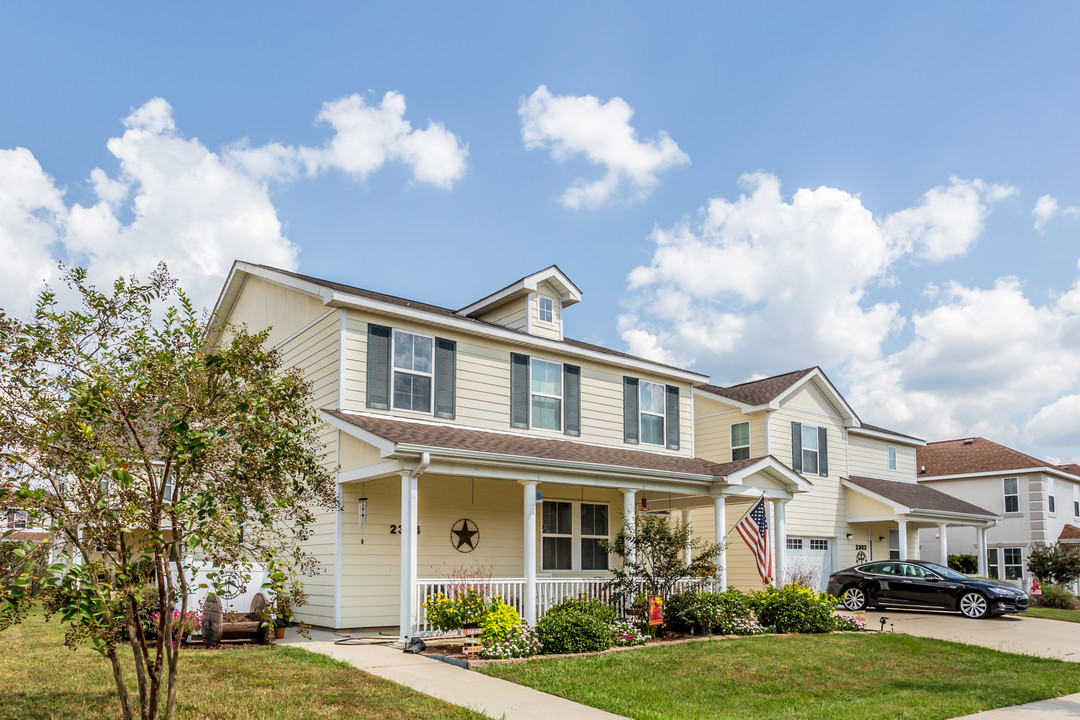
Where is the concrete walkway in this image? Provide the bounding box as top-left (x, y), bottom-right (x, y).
top-left (950, 693), bottom-right (1080, 718)
top-left (280, 629), bottom-right (629, 720)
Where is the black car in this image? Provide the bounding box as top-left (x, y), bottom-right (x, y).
top-left (827, 560), bottom-right (1029, 619)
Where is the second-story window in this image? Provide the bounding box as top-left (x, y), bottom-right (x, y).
top-left (1048, 477), bottom-right (1057, 514)
top-left (392, 330), bottom-right (434, 413)
top-left (801, 425), bottom-right (820, 475)
top-left (538, 296), bottom-right (554, 323)
top-left (13, 511), bottom-right (27, 530)
top-left (731, 422), bottom-right (750, 461)
top-left (1003, 477), bottom-right (1019, 513)
top-left (790, 421), bottom-right (828, 477)
top-left (888, 445), bottom-right (896, 471)
top-left (530, 358), bottom-right (563, 431)
top-left (639, 381), bottom-right (666, 446)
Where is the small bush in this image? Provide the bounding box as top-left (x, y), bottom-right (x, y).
top-left (545, 597), bottom-right (619, 624)
top-left (1034, 583), bottom-right (1080, 610)
top-left (664, 592), bottom-right (715, 632)
top-left (480, 623), bottom-right (543, 659)
top-left (948, 554), bottom-right (978, 574)
top-left (714, 614), bottom-right (767, 635)
top-left (479, 600), bottom-right (521, 647)
top-left (610, 619), bottom-right (648, 646)
top-left (833, 613), bottom-right (868, 631)
top-left (716, 587), bottom-right (755, 619)
top-left (753, 584), bottom-right (838, 633)
top-left (536, 610), bottom-right (613, 654)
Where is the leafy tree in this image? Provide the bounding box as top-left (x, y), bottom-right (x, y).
top-left (605, 512), bottom-right (721, 603)
top-left (1027, 542), bottom-right (1080, 586)
top-left (948, 553), bottom-right (978, 574)
top-left (0, 265), bottom-right (337, 720)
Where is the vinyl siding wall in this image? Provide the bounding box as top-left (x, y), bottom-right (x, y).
top-left (848, 434), bottom-right (916, 483)
top-left (528, 283), bottom-right (563, 341)
top-left (475, 299), bottom-right (528, 332)
top-left (227, 276), bottom-right (329, 348)
top-left (694, 396), bottom-right (767, 462)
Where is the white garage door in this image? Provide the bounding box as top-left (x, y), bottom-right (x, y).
top-left (785, 537), bottom-right (833, 591)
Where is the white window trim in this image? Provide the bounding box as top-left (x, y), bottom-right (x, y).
top-left (987, 548), bottom-right (1000, 580)
top-left (888, 529), bottom-right (900, 560)
top-left (1002, 547), bottom-right (1024, 581)
top-left (801, 424), bottom-right (820, 475)
top-left (391, 329), bottom-right (435, 415)
top-left (1003, 477), bottom-right (1020, 514)
top-left (730, 420), bottom-right (751, 462)
top-left (887, 445), bottom-right (896, 471)
top-left (538, 296), bottom-right (555, 325)
top-left (540, 499), bottom-right (610, 573)
top-left (529, 357), bottom-right (563, 432)
top-left (639, 380), bottom-right (666, 447)
top-left (12, 511), bottom-right (27, 530)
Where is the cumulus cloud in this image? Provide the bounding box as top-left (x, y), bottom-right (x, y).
top-left (618, 172), bottom-right (1080, 453)
top-left (1032, 193), bottom-right (1080, 232)
top-left (226, 91), bottom-right (468, 189)
top-left (519, 85), bottom-right (689, 208)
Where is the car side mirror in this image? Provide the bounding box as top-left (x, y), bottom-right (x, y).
top-left (925, 576), bottom-right (940, 583)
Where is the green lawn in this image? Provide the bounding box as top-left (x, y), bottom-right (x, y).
top-left (0, 611), bottom-right (488, 720)
top-left (480, 633), bottom-right (1080, 720)
top-left (1026, 607), bottom-right (1080, 623)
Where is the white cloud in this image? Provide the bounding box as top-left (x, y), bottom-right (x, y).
top-left (1032, 193), bottom-right (1080, 232)
top-left (1025, 394), bottom-right (1080, 447)
top-left (227, 91), bottom-right (469, 189)
top-left (519, 85), bottom-right (689, 208)
top-left (619, 172), bottom-right (1080, 454)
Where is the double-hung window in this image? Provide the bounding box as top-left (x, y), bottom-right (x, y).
top-left (541, 500), bottom-right (609, 571)
top-left (888, 529), bottom-right (900, 560)
top-left (392, 330), bottom-right (434, 413)
top-left (531, 358), bottom-right (563, 431)
top-left (731, 422), bottom-right (750, 461)
top-left (12, 511), bottom-right (27, 530)
top-left (1048, 477), bottom-right (1057, 514)
top-left (986, 548), bottom-right (999, 579)
top-left (639, 381), bottom-right (666, 446)
top-left (1074, 484), bottom-right (1079, 517)
top-left (888, 446), bottom-right (897, 471)
top-left (801, 425), bottom-right (820, 475)
top-left (538, 296), bottom-right (554, 324)
top-left (1003, 548), bottom-right (1023, 580)
top-left (1003, 477), bottom-right (1019, 513)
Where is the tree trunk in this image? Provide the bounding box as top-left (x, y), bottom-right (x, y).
top-left (107, 646), bottom-right (134, 720)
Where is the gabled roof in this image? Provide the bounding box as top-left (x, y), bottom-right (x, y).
top-left (695, 366), bottom-right (860, 425)
top-left (321, 410), bottom-right (811, 492)
top-left (845, 475), bottom-right (997, 518)
top-left (1060, 524), bottom-right (1080, 542)
top-left (917, 437), bottom-right (1078, 479)
top-left (212, 262), bottom-right (708, 381)
top-left (457, 265), bottom-right (582, 318)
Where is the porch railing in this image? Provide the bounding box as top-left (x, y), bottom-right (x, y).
top-left (415, 576), bottom-right (721, 635)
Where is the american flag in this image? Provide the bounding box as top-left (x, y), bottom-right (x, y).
top-left (735, 496), bottom-right (773, 586)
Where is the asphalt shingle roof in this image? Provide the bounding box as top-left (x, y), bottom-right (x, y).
top-left (847, 475), bottom-right (997, 517)
top-left (917, 437), bottom-right (1052, 478)
top-left (696, 368), bottom-right (816, 406)
top-left (324, 410), bottom-right (765, 478)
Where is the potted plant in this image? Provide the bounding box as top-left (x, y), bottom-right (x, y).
top-left (272, 592), bottom-right (294, 639)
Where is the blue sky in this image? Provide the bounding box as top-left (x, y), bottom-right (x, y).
top-left (3, 3), bottom-right (1080, 461)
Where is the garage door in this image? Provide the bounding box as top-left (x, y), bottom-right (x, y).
top-left (785, 537), bottom-right (832, 591)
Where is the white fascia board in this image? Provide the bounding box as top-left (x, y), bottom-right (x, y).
top-left (905, 508), bottom-right (999, 523)
top-left (919, 467), bottom-right (1079, 483)
top-left (337, 460), bottom-right (404, 484)
top-left (457, 266), bottom-right (583, 317)
top-left (319, 411), bottom-right (397, 456)
top-left (726, 457), bottom-right (813, 493)
top-left (839, 479), bottom-right (909, 513)
top-left (847, 514), bottom-right (907, 523)
top-left (716, 486), bottom-right (795, 501)
top-left (324, 290), bottom-right (708, 383)
top-left (848, 426), bottom-right (926, 447)
top-left (769, 368), bottom-right (860, 426)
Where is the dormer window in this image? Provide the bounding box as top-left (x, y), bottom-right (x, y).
top-left (538, 297), bottom-right (554, 324)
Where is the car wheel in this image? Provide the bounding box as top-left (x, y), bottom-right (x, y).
top-left (959, 592), bottom-right (989, 619)
top-left (841, 586), bottom-right (868, 611)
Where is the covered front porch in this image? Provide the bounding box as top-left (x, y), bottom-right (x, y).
top-left (322, 410), bottom-right (810, 641)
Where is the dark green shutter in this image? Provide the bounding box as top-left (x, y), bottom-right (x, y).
top-left (665, 385), bottom-right (680, 450)
top-left (434, 338), bottom-right (456, 419)
top-left (791, 421), bottom-right (803, 473)
top-left (510, 353), bottom-right (529, 429)
top-left (564, 364), bottom-right (581, 437)
top-left (623, 377), bottom-right (639, 444)
top-left (366, 324), bottom-right (391, 409)
top-left (818, 426), bottom-right (828, 477)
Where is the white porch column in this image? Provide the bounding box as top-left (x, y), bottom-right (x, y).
top-left (937, 522), bottom-right (949, 566)
top-left (622, 489), bottom-right (637, 566)
top-left (977, 526), bottom-right (988, 577)
top-left (897, 519), bottom-right (908, 561)
top-left (773, 500), bottom-right (787, 585)
top-left (713, 495), bottom-right (726, 588)
top-left (399, 472), bottom-right (418, 642)
top-left (522, 481), bottom-right (538, 626)
top-left (681, 509), bottom-right (692, 565)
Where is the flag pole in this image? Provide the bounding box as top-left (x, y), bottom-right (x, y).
top-left (717, 491), bottom-right (767, 546)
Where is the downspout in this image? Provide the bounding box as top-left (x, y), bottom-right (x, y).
top-left (409, 451), bottom-right (431, 479)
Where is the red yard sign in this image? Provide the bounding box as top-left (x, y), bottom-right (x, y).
top-left (648, 595), bottom-right (664, 627)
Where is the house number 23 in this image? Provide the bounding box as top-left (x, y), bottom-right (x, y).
top-left (390, 525), bottom-right (421, 534)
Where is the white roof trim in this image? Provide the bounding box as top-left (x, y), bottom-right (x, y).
top-left (848, 426), bottom-right (926, 447)
top-left (919, 466), bottom-right (1080, 483)
top-left (458, 265), bottom-right (583, 317)
top-left (725, 457), bottom-right (813, 493)
top-left (770, 368), bottom-right (859, 425)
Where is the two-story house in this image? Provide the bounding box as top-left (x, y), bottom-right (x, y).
top-left (917, 438), bottom-right (1080, 588)
top-left (210, 262), bottom-right (811, 640)
top-left (687, 369), bottom-right (999, 591)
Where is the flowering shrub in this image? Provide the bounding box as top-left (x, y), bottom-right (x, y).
top-left (479, 623), bottom-right (543, 659)
top-left (422, 587), bottom-right (488, 633)
top-left (833, 613), bottom-right (868, 631)
top-left (752, 584), bottom-right (838, 634)
top-left (610, 619), bottom-right (648, 647)
top-left (149, 609), bottom-right (203, 637)
top-left (714, 614), bottom-right (767, 636)
top-left (480, 599), bottom-right (521, 647)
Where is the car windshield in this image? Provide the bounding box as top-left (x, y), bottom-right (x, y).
top-left (920, 562), bottom-right (967, 580)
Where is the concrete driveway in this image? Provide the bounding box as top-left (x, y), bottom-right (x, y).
top-left (864, 609), bottom-right (1080, 661)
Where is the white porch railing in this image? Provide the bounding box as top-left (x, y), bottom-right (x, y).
top-left (415, 576), bottom-right (722, 635)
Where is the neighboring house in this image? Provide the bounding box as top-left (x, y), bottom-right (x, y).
top-left (3, 508), bottom-right (47, 543)
top-left (209, 262), bottom-right (997, 638)
top-left (688, 369), bottom-right (998, 591)
top-left (210, 262), bottom-right (809, 638)
top-left (917, 438), bottom-right (1080, 588)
